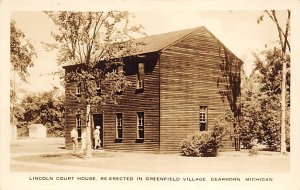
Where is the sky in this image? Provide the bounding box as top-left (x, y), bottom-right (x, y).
top-left (11, 10), bottom-right (287, 98)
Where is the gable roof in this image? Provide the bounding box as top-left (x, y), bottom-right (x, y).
top-left (62, 27), bottom-right (202, 68)
top-left (62, 26), bottom-right (242, 68)
top-left (130, 27), bottom-right (202, 56)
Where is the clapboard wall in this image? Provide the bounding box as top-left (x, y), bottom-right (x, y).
top-left (96, 56), bottom-right (160, 152)
top-left (159, 27), bottom-right (241, 152)
top-left (64, 54), bottom-right (160, 152)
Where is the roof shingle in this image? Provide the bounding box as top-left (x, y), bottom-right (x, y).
top-left (62, 26), bottom-right (203, 67)
top-left (130, 27), bottom-right (201, 55)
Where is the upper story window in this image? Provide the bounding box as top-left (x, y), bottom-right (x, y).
top-left (112, 64), bottom-right (124, 74)
top-left (96, 82), bottom-right (101, 96)
top-left (117, 65), bottom-right (124, 74)
top-left (75, 84), bottom-right (81, 96)
top-left (199, 106), bottom-right (207, 131)
top-left (116, 113), bottom-right (123, 140)
top-left (136, 112), bottom-right (144, 140)
top-left (136, 63), bottom-right (145, 90)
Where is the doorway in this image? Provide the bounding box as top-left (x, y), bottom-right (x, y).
top-left (93, 114), bottom-right (103, 148)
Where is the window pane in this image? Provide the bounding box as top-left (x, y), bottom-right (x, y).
top-left (137, 63), bottom-right (145, 89)
top-left (76, 83), bottom-right (81, 95)
top-left (77, 128), bottom-right (82, 137)
top-left (116, 113), bottom-right (123, 139)
top-left (136, 79), bottom-right (144, 89)
top-left (137, 112), bottom-right (144, 139)
top-left (138, 63), bottom-right (145, 75)
top-left (96, 82), bottom-right (101, 96)
top-left (200, 123), bottom-right (206, 131)
top-left (117, 129), bottom-right (123, 139)
top-left (199, 106), bottom-right (207, 131)
top-left (138, 130), bottom-right (144, 139)
top-left (117, 65), bottom-right (123, 74)
top-left (76, 116), bottom-right (82, 138)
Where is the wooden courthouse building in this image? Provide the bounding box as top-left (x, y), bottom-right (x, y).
top-left (63, 26), bottom-right (242, 153)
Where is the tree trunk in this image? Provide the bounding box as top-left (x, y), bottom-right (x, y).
top-left (11, 67), bottom-right (17, 141)
top-left (280, 59), bottom-right (287, 154)
top-left (85, 103), bottom-right (92, 158)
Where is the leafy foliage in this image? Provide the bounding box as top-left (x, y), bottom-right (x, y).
top-left (240, 75), bottom-right (262, 149)
top-left (45, 11), bottom-right (145, 106)
top-left (45, 11), bottom-right (144, 66)
top-left (10, 20), bottom-right (36, 122)
top-left (14, 89), bottom-right (65, 137)
top-left (241, 47), bottom-right (290, 151)
top-left (10, 20), bottom-right (36, 82)
top-left (179, 111), bottom-right (232, 157)
top-left (257, 10), bottom-right (290, 153)
top-left (45, 11), bottom-right (145, 157)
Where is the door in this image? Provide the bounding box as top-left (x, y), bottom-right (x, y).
top-left (93, 114), bottom-right (103, 148)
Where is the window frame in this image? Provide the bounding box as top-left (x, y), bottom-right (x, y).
top-left (199, 106), bottom-right (208, 131)
top-left (117, 65), bottom-right (124, 74)
top-left (136, 112), bottom-right (145, 140)
top-left (136, 62), bottom-right (145, 90)
top-left (76, 114), bottom-right (82, 138)
top-left (136, 77), bottom-right (144, 90)
top-left (75, 84), bottom-right (81, 96)
top-left (115, 113), bottom-right (123, 140)
top-left (95, 82), bottom-right (101, 96)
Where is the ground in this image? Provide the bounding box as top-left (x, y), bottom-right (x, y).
top-left (10, 137), bottom-right (290, 173)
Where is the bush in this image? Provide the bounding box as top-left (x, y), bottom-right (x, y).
top-left (249, 145), bottom-right (258, 156)
top-left (46, 122), bottom-right (65, 137)
top-left (179, 111), bottom-right (235, 157)
top-left (179, 125), bottom-right (227, 157)
top-left (17, 122), bottom-right (29, 137)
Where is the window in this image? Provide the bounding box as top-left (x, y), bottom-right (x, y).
top-left (137, 112), bottom-right (144, 139)
top-left (75, 84), bottom-right (81, 96)
top-left (96, 82), bottom-right (101, 96)
top-left (76, 114), bottom-right (82, 138)
top-left (136, 63), bottom-right (145, 90)
top-left (199, 106), bottom-right (207, 131)
top-left (117, 65), bottom-right (124, 74)
top-left (112, 65), bottom-right (123, 74)
top-left (116, 113), bottom-right (123, 139)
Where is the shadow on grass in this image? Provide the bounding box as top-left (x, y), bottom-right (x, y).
top-left (14, 151), bottom-right (116, 164)
top-left (41, 154), bottom-right (62, 158)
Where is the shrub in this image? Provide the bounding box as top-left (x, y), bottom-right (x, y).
top-left (179, 125), bottom-right (227, 157)
top-left (46, 122), bottom-right (65, 137)
top-left (249, 145), bottom-right (258, 156)
top-left (17, 122), bottom-right (29, 137)
top-left (179, 132), bottom-right (202, 156)
top-left (179, 111), bottom-right (234, 157)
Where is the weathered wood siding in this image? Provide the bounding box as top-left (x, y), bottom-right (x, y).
top-left (159, 27), bottom-right (241, 152)
top-left (64, 55), bottom-right (160, 152)
top-left (95, 57), bottom-right (160, 152)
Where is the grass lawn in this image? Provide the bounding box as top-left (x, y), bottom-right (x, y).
top-left (12, 149), bottom-right (290, 173)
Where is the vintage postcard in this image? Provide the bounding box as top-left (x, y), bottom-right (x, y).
top-left (1, 0), bottom-right (300, 189)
